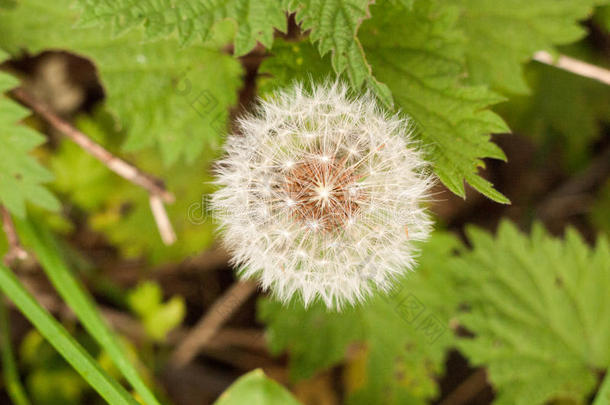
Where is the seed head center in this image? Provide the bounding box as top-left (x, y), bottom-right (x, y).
top-left (283, 154), bottom-right (363, 231)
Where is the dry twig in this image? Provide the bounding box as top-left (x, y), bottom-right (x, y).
top-left (533, 51), bottom-right (610, 86)
top-left (170, 280), bottom-right (258, 368)
top-left (149, 195), bottom-right (177, 245)
top-left (439, 368), bottom-right (488, 405)
top-left (11, 88), bottom-right (176, 245)
top-left (0, 206), bottom-right (28, 266)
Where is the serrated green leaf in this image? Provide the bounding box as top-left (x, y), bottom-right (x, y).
top-left (285, 0), bottom-right (393, 106)
top-left (0, 0), bottom-right (243, 166)
top-left (0, 0), bottom-right (16, 9)
top-left (214, 369), bottom-right (302, 405)
top-left (595, 5), bottom-right (610, 33)
top-left (258, 39), bottom-right (334, 94)
top-left (0, 53), bottom-right (60, 217)
top-left (454, 221), bottom-right (610, 404)
top-left (359, 1), bottom-right (510, 203)
top-left (75, 0), bottom-right (286, 56)
top-left (451, 0), bottom-right (599, 94)
top-left (259, 234), bottom-right (460, 404)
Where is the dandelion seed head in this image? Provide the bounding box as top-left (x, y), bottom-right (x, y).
top-left (212, 82), bottom-right (434, 310)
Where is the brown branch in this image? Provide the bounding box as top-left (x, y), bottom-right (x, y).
top-left (210, 328), bottom-right (266, 351)
top-left (11, 88), bottom-right (174, 202)
top-left (170, 280), bottom-right (258, 368)
top-left (439, 368), bottom-right (488, 405)
top-left (11, 87), bottom-right (177, 245)
top-left (533, 51), bottom-right (610, 86)
top-left (0, 206), bottom-right (27, 266)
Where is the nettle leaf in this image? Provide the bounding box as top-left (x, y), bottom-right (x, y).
top-left (259, 234), bottom-right (460, 404)
top-left (450, 0), bottom-right (600, 94)
top-left (0, 51), bottom-right (59, 217)
top-left (75, 0), bottom-right (286, 56)
top-left (0, 0), bottom-right (243, 166)
top-left (454, 221), bottom-right (610, 405)
top-left (258, 39), bottom-right (334, 94)
top-left (285, 0), bottom-right (393, 106)
top-left (596, 5), bottom-right (610, 33)
top-left (360, 1), bottom-right (510, 203)
top-left (214, 369), bottom-right (301, 405)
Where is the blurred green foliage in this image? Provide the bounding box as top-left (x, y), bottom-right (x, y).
top-left (127, 281), bottom-right (185, 342)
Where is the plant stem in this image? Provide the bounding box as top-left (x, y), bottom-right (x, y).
top-left (533, 51), bottom-right (610, 86)
top-left (170, 281), bottom-right (257, 368)
top-left (10, 88), bottom-right (177, 245)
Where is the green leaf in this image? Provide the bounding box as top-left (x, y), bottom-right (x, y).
top-left (14, 218), bottom-right (162, 405)
top-left (128, 281), bottom-right (185, 342)
top-left (258, 39), bottom-right (334, 94)
top-left (359, 1), bottom-right (510, 203)
top-left (451, 0), bottom-right (599, 94)
top-left (259, 234), bottom-right (460, 404)
top-left (454, 221), bottom-right (610, 405)
top-left (213, 369), bottom-right (302, 405)
top-left (0, 0), bottom-right (243, 166)
top-left (18, 329), bottom-right (90, 404)
top-left (0, 0), bottom-right (17, 9)
top-left (75, 0), bottom-right (286, 56)
top-left (285, 0), bottom-right (393, 106)
top-left (595, 5), bottom-right (610, 33)
top-left (0, 51), bottom-right (60, 217)
top-left (0, 263), bottom-right (140, 405)
top-left (594, 366), bottom-right (610, 405)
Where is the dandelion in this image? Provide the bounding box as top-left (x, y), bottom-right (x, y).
top-left (211, 82), bottom-right (433, 309)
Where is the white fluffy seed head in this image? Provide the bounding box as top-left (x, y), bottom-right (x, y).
top-left (211, 82), bottom-right (434, 310)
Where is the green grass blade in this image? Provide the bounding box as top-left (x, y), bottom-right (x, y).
top-left (0, 297), bottom-right (31, 405)
top-left (15, 218), bottom-right (161, 405)
top-left (594, 368), bottom-right (610, 405)
top-left (0, 264), bottom-right (139, 404)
